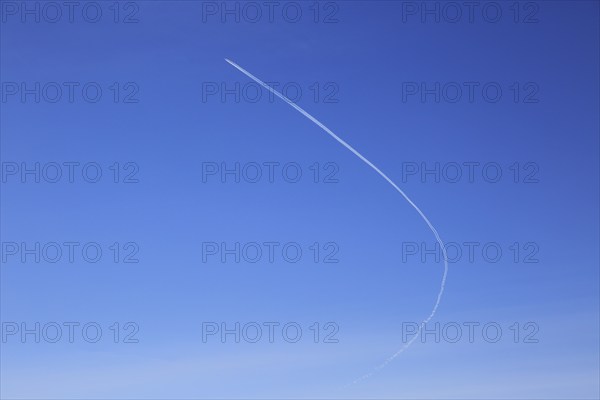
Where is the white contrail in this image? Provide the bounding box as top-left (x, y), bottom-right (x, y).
top-left (225, 58), bottom-right (449, 381)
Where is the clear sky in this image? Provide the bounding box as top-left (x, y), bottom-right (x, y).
top-left (1, 1), bottom-right (599, 398)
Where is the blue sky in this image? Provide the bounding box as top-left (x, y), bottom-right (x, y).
top-left (1, 1), bottom-right (599, 398)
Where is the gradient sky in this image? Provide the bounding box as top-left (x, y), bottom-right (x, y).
top-left (1, 1), bottom-right (599, 398)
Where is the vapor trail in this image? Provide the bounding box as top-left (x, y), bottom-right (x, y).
top-left (225, 58), bottom-right (449, 381)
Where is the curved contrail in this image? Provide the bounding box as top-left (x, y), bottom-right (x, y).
top-left (225, 58), bottom-right (449, 381)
